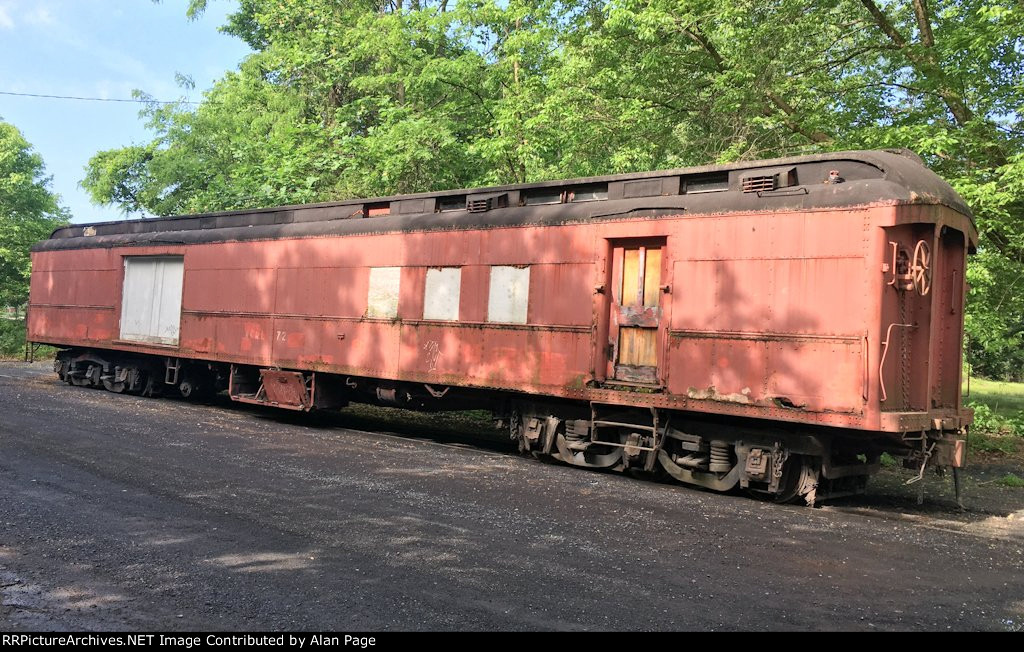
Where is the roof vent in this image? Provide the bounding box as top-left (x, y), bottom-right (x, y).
top-left (467, 192), bottom-right (509, 213)
top-left (741, 166), bottom-right (797, 193)
top-left (742, 174), bottom-right (777, 193)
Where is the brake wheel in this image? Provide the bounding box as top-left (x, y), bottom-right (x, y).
top-left (911, 239), bottom-right (932, 296)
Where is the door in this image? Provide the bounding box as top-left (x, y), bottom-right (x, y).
top-left (607, 241), bottom-right (665, 385)
top-left (120, 256), bottom-right (185, 346)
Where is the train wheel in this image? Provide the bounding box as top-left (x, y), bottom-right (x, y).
top-left (179, 377), bottom-right (212, 399)
top-left (54, 358), bottom-right (68, 382)
top-left (770, 454), bottom-right (819, 505)
top-left (102, 377), bottom-right (127, 393)
top-left (102, 366), bottom-right (128, 393)
top-left (553, 432), bottom-right (623, 469)
top-left (125, 370), bottom-right (152, 396)
top-left (755, 455), bottom-right (820, 505)
top-left (69, 363), bottom-right (95, 387)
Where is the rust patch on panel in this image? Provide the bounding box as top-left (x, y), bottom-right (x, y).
top-left (260, 370), bottom-right (311, 410)
top-left (687, 386), bottom-right (754, 405)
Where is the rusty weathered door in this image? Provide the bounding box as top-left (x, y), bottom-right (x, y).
top-left (607, 241), bottom-right (665, 385)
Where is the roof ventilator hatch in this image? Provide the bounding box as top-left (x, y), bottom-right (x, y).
top-left (741, 166), bottom-right (798, 193)
top-left (466, 192), bottom-right (509, 213)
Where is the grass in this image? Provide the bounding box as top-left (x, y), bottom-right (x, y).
top-left (962, 376), bottom-right (1024, 460)
top-left (0, 319), bottom-right (59, 361)
top-left (964, 377), bottom-right (1024, 420)
top-left (968, 433), bottom-right (1021, 455)
top-left (996, 473), bottom-right (1024, 488)
top-left (0, 319), bottom-right (28, 360)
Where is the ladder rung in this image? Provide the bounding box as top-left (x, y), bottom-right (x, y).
top-left (593, 420), bottom-right (656, 431)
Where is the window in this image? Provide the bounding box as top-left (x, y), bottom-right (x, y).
top-left (684, 173), bottom-right (729, 193)
top-left (437, 196), bottom-right (466, 212)
top-left (487, 266), bottom-right (530, 324)
top-left (523, 189), bottom-right (563, 205)
top-left (120, 256), bottom-right (184, 345)
top-left (622, 177), bottom-right (677, 198)
top-left (423, 268), bottom-right (461, 321)
top-left (366, 267), bottom-right (401, 319)
top-left (621, 247), bottom-right (662, 308)
top-left (364, 202), bottom-right (391, 217)
top-left (568, 183), bottom-right (608, 202)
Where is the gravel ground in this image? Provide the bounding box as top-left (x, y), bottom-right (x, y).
top-left (1, 361), bottom-right (1022, 631)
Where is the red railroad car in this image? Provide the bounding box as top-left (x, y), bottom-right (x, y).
top-left (29, 149), bottom-right (976, 504)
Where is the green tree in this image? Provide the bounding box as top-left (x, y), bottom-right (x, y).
top-left (0, 120), bottom-right (69, 308)
top-left (87, 0), bottom-right (1023, 378)
top-left (545, 0), bottom-right (1023, 378)
top-left (87, 0), bottom-right (496, 214)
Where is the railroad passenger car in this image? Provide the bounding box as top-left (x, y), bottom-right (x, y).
top-left (28, 149), bottom-right (976, 504)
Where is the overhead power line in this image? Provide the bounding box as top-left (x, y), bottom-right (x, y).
top-left (0, 90), bottom-right (201, 105)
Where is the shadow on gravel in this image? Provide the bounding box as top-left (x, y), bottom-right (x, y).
top-left (234, 399), bottom-right (518, 455)
top-left (235, 396), bottom-right (1023, 522)
top-left (16, 362), bottom-right (1022, 524)
top-left (825, 466), bottom-right (1024, 522)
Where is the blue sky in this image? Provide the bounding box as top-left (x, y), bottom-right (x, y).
top-left (0, 0), bottom-right (251, 224)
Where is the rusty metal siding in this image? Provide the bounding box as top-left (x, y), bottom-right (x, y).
top-left (27, 172), bottom-right (975, 435)
top-left (188, 268), bottom-right (277, 314)
top-left (931, 228), bottom-right (968, 409)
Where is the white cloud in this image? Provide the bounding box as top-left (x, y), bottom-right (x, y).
top-left (0, 4), bottom-right (15, 29)
top-left (25, 6), bottom-right (53, 26)
top-left (0, 1), bottom-right (56, 29)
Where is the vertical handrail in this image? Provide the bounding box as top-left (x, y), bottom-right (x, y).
top-left (886, 241), bottom-right (899, 286)
top-left (862, 335), bottom-right (869, 401)
top-left (950, 269), bottom-right (958, 314)
top-left (879, 323), bottom-right (916, 402)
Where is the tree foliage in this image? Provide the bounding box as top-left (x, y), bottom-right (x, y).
top-left (0, 120), bottom-right (68, 307)
top-left (85, 0), bottom-right (1024, 378)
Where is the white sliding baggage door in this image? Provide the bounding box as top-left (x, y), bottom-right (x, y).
top-left (119, 256), bottom-right (185, 346)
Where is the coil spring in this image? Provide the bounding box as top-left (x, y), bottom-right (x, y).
top-left (509, 409), bottom-right (521, 442)
top-left (709, 441), bottom-right (733, 473)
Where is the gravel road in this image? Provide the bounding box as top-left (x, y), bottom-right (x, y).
top-left (1, 361), bottom-right (1021, 631)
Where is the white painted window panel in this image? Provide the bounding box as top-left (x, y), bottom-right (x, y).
top-left (487, 266), bottom-right (530, 324)
top-left (367, 267), bottom-right (401, 319)
top-left (120, 256), bottom-right (184, 345)
top-left (423, 268), bottom-right (461, 321)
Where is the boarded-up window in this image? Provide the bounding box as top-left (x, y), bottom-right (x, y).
top-left (618, 328), bottom-right (658, 367)
top-left (367, 267), bottom-right (401, 319)
top-left (120, 256), bottom-right (184, 346)
top-left (620, 247), bottom-right (662, 308)
top-left (424, 267), bottom-right (461, 321)
top-left (487, 266), bottom-right (530, 324)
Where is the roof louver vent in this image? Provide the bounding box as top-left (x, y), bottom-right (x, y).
top-left (466, 192), bottom-right (509, 213)
top-left (742, 174), bottom-right (777, 193)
